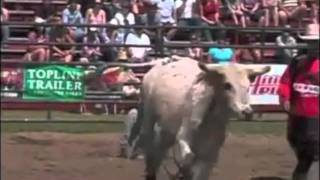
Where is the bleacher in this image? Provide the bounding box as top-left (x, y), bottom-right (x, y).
top-left (2, 0), bottom-right (315, 62)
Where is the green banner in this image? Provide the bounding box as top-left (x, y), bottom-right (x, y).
top-left (23, 65), bottom-right (85, 101)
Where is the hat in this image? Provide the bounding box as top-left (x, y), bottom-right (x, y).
top-left (298, 23), bottom-right (319, 41)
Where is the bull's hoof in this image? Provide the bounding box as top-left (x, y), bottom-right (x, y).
top-left (145, 174), bottom-right (156, 180)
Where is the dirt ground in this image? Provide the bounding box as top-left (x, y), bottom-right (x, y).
top-left (1, 132), bottom-right (296, 180)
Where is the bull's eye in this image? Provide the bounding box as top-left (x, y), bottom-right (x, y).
top-left (224, 83), bottom-right (233, 90)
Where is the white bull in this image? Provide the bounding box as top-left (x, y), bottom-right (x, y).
top-left (128, 57), bottom-right (270, 180)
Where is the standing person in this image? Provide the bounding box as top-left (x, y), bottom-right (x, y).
top-left (278, 23), bottom-right (319, 180)
top-left (1, 5), bottom-right (10, 44)
top-left (275, 25), bottom-right (298, 64)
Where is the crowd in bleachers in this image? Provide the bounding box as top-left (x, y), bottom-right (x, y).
top-left (1, 0), bottom-right (319, 64)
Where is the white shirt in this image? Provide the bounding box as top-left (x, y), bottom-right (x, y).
top-left (175, 0), bottom-right (196, 19)
top-left (113, 12), bottom-right (135, 25)
top-left (125, 33), bottom-right (151, 59)
top-left (157, 0), bottom-right (175, 23)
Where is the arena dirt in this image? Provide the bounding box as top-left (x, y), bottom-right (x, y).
top-left (1, 132), bottom-right (295, 180)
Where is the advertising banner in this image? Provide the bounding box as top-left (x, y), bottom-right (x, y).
top-left (249, 64), bottom-right (287, 105)
top-left (23, 65), bottom-right (85, 101)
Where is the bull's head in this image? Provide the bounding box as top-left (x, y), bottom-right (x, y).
top-left (198, 63), bottom-right (270, 115)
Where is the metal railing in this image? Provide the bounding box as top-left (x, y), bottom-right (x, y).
top-left (1, 21), bottom-right (316, 122)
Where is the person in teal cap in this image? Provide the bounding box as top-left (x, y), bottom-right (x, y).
top-left (207, 36), bottom-right (235, 64)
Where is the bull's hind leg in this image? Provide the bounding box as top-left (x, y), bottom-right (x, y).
top-left (145, 125), bottom-right (174, 180)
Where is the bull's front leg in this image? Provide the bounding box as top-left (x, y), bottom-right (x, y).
top-left (177, 84), bottom-right (214, 166)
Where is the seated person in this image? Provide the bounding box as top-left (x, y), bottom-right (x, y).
top-left (207, 38), bottom-right (234, 64)
top-left (263, 0), bottom-right (280, 26)
top-left (49, 26), bottom-right (76, 63)
top-left (124, 20), bottom-right (151, 62)
top-left (62, 0), bottom-right (86, 41)
top-left (81, 29), bottom-right (103, 63)
top-left (226, 0), bottom-right (246, 27)
top-left (240, 0), bottom-right (267, 27)
top-left (278, 0), bottom-right (307, 26)
top-left (157, 0), bottom-right (177, 41)
top-left (85, 0), bottom-right (109, 43)
top-left (200, 0), bottom-right (221, 25)
top-left (23, 29), bottom-right (49, 62)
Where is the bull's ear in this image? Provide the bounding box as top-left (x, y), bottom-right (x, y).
top-left (246, 66), bottom-right (271, 82)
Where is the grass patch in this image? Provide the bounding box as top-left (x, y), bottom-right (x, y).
top-left (1, 110), bottom-right (126, 121)
top-left (1, 110), bottom-right (286, 135)
top-left (2, 122), bottom-right (124, 134)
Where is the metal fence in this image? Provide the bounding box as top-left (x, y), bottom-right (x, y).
top-left (1, 22), bottom-right (315, 122)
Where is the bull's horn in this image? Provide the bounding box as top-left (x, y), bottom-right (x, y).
top-left (198, 62), bottom-right (224, 73)
top-left (245, 65), bottom-right (271, 76)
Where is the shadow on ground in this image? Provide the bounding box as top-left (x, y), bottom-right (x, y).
top-left (250, 177), bottom-right (287, 180)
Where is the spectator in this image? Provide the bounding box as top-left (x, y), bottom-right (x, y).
top-left (234, 35), bottom-right (262, 63)
top-left (175, 0), bottom-right (213, 41)
top-left (207, 37), bottom-right (235, 64)
top-left (1, 5), bottom-right (10, 44)
top-left (112, 2), bottom-right (135, 27)
top-left (34, 0), bottom-right (55, 23)
top-left (278, 0), bottom-right (307, 26)
top-left (275, 25), bottom-right (298, 64)
top-left (125, 20), bottom-right (151, 62)
top-left (23, 30), bottom-right (49, 62)
top-left (226, 0), bottom-right (246, 27)
top-left (187, 33), bottom-right (203, 60)
top-left (81, 29), bottom-right (103, 63)
top-left (85, 0), bottom-right (110, 43)
top-left (157, 0), bottom-right (177, 41)
top-left (78, 0), bottom-right (96, 15)
top-left (200, 0), bottom-right (221, 25)
top-left (240, 0), bottom-right (268, 27)
top-left (132, 0), bottom-right (160, 26)
top-left (109, 2), bottom-right (136, 61)
top-left (310, 0), bottom-right (319, 24)
top-left (34, 0), bottom-right (60, 37)
top-left (104, 0), bottom-right (121, 22)
top-left (62, 0), bottom-right (86, 41)
top-left (49, 23), bottom-right (76, 63)
top-left (263, 0), bottom-right (280, 26)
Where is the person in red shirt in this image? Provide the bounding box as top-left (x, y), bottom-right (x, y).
top-left (278, 23), bottom-right (319, 180)
top-left (200, 0), bottom-right (220, 24)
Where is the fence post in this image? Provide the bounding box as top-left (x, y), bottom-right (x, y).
top-left (47, 109), bottom-right (52, 121)
top-left (157, 27), bottom-right (164, 57)
top-left (261, 29), bottom-right (265, 61)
